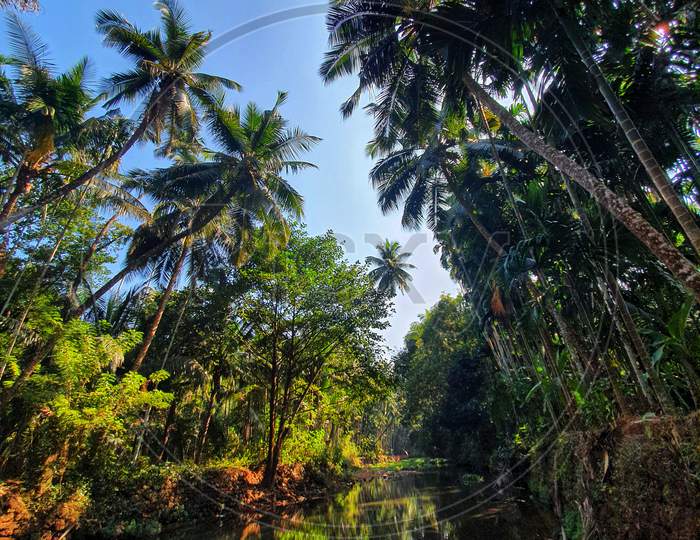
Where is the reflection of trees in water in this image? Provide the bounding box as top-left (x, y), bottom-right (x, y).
top-left (275, 475), bottom-right (444, 539)
top-left (269, 472), bottom-right (555, 540)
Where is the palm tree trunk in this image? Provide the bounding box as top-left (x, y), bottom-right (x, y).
top-left (0, 105), bottom-right (154, 230)
top-left (131, 244), bottom-right (188, 373)
top-left (67, 214), bottom-right (118, 310)
top-left (0, 167), bottom-right (31, 228)
top-left (462, 73), bottom-right (700, 301)
top-left (554, 7), bottom-right (700, 256)
top-left (242, 395), bottom-right (253, 445)
top-left (157, 397), bottom-right (178, 462)
top-left (194, 368), bottom-right (221, 464)
top-left (263, 362), bottom-right (278, 488)
top-left (0, 157), bottom-right (30, 278)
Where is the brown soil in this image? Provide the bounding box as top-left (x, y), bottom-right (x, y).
top-left (0, 463), bottom-right (331, 539)
top-left (0, 481), bottom-right (30, 539)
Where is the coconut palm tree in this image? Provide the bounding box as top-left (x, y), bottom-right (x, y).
top-left (320, 0), bottom-right (700, 301)
top-left (73, 91), bottom-right (317, 319)
top-left (0, 0), bottom-right (240, 228)
top-left (0, 14), bottom-right (94, 223)
top-left (366, 239), bottom-right (415, 296)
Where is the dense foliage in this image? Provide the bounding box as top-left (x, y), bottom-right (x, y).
top-left (0, 2), bottom-right (395, 527)
top-left (1, 0), bottom-right (699, 536)
top-left (322, 0), bottom-right (700, 469)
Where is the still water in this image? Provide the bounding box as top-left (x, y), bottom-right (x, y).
top-left (172, 470), bottom-right (556, 539)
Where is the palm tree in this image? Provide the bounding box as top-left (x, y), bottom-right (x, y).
top-left (320, 0), bottom-right (700, 301)
top-left (0, 0), bottom-right (240, 228)
top-left (368, 99), bottom-right (520, 257)
top-left (1, 93), bottom-right (317, 407)
top-left (73, 91), bottom-right (317, 319)
top-left (0, 14), bottom-right (94, 224)
top-left (366, 239), bottom-right (415, 296)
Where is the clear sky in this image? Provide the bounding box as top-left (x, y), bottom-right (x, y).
top-left (5, 0), bottom-right (459, 352)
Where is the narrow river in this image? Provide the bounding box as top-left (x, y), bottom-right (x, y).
top-left (170, 469), bottom-right (557, 539)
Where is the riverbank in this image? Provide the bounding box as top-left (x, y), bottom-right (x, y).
top-left (354, 456), bottom-right (448, 481)
top-left (528, 413), bottom-right (700, 539)
top-left (0, 463), bottom-right (339, 538)
top-left (4, 417), bottom-right (698, 540)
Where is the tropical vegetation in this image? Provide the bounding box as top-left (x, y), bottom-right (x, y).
top-left (0, 0), bottom-right (699, 538)
top-left (322, 0), bottom-right (700, 535)
top-left (365, 239), bottom-right (415, 296)
top-left (0, 2), bottom-right (395, 536)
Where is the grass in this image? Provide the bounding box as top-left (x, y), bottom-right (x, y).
top-left (367, 457), bottom-right (448, 472)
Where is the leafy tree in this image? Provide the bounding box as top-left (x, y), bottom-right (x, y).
top-left (395, 295), bottom-right (497, 470)
top-left (238, 228), bottom-right (390, 486)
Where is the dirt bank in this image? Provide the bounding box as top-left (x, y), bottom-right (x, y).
top-left (1, 464), bottom-right (333, 538)
top-left (529, 413), bottom-right (700, 539)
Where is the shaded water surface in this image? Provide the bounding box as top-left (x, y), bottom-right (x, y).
top-left (172, 470), bottom-right (556, 539)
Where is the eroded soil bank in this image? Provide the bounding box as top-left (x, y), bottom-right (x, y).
top-left (1, 464), bottom-right (334, 539)
top-left (529, 413), bottom-right (700, 539)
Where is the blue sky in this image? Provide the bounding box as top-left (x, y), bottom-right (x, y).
top-left (5, 0), bottom-right (459, 351)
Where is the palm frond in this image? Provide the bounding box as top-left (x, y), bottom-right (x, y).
top-left (6, 12), bottom-right (51, 71)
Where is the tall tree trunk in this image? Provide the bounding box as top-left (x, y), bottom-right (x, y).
top-left (0, 102), bottom-right (155, 230)
top-left (678, 357), bottom-right (700, 409)
top-left (0, 168), bottom-right (32, 230)
top-left (462, 73), bottom-right (700, 301)
top-left (67, 214), bottom-right (118, 310)
top-left (263, 360), bottom-right (278, 488)
top-left (554, 7), bottom-right (700, 256)
top-left (158, 397), bottom-right (178, 462)
top-left (242, 395), bottom-right (253, 445)
top-left (131, 244), bottom-right (188, 373)
top-left (194, 368), bottom-right (221, 465)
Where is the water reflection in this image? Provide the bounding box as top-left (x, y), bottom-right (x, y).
top-left (174, 470), bottom-right (555, 539)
